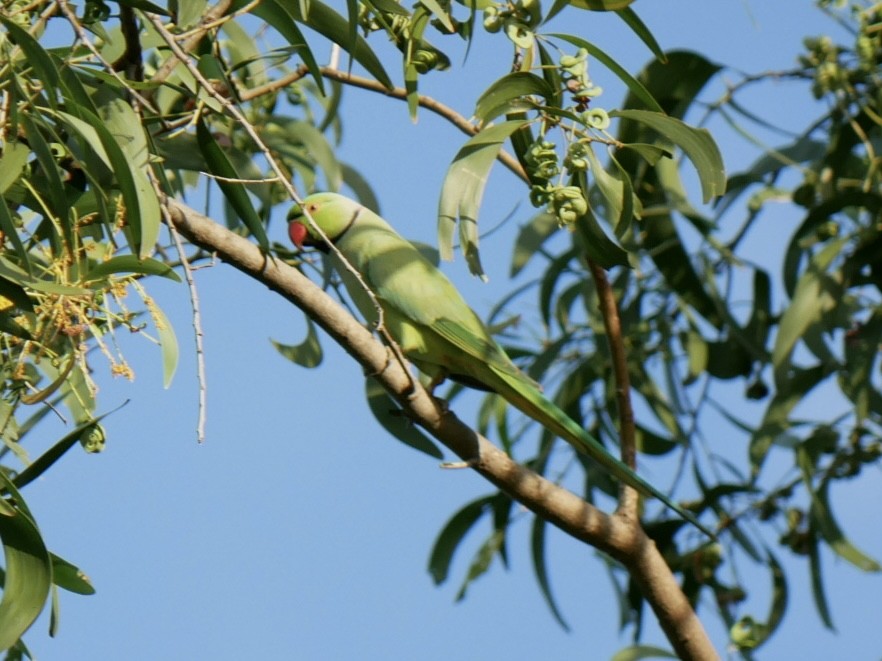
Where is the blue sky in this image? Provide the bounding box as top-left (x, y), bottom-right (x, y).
top-left (20, 1), bottom-right (882, 659)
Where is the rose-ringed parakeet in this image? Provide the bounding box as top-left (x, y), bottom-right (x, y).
top-left (288, 192), bottom-right (710, 536)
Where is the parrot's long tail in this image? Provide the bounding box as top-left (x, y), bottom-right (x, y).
top-left (491, 369), bottom-right (714, 538)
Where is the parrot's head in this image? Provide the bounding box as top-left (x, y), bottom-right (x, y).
top-left (287, 192), bottom-right (362, 252)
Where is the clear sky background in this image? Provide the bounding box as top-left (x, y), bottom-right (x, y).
top-left (20, 1), bottom-right (882, 659)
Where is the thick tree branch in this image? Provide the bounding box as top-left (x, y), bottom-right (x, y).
top-left (164, 198), bottom-right (718, 661)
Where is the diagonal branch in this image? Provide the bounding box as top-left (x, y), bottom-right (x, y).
top-left (164, 198), bottom-right (719, 661)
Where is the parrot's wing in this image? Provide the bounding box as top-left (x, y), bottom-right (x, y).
top-left (363, 238), bottom-right (529, 381)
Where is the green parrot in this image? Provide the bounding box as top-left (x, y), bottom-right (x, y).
top-left (288, 192), bottom-right (711, 536)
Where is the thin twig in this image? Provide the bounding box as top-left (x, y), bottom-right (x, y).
top-left (144, 12), bottom-right (417, 393)
top-left (241, 65), bottom-right (530, 184)
top-left (166, 209), bottom-right (209, 443)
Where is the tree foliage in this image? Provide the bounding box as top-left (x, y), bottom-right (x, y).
top-left (0, 0), bottom-right (879, 657)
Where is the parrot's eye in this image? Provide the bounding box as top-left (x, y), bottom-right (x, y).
top-left (307, 204), bottom-right (318, 213)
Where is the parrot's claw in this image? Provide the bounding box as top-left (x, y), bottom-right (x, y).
top-left (425, 370), bottom-right (449, 396)
top-left (429, 393), bottom-right (451, 415)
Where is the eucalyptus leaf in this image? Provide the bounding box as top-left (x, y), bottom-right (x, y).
top-left (612, 109), bottom-right (726, 203)
top-left (530, 514), bottom-right (570, 631)
top-left (428, 495), bottom-right (494, 584)
top-left (0, 473), bottom-right (52, 651)
top-left (363, 379), bottom-right (442, 459)
top-left (438, 120), bottom-right (530, 279)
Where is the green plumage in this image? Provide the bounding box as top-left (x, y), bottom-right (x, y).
top-left (289, 192), bottom-right (711, 537)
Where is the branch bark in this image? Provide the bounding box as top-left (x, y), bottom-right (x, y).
top-left (165, 198), bottom-right (719, 661)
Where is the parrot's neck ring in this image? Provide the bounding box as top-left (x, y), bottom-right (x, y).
top-left (333, 207), bottom-right (362, 245)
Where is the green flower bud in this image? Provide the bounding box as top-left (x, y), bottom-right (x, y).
top-left (79, 423), bottom-right (106, 454)
top-left (582, 108), bottom-right (610, 130)
top-left (482, 6), bottom-right (503, 32)
top-left (514, 0), bottom-right (542, 28)
top-left (505, 20), bottom-right (534, 49)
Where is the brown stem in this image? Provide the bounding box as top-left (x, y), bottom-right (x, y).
top-left (588, 260), bottom-right (640, 523)
top-left (164, 198), bottom-right (718, 660)
top-left (241, 65), bottom-right (530, 184)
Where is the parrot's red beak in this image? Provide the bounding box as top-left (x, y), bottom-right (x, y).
top-left (289, 221), bottom-right (308, 250)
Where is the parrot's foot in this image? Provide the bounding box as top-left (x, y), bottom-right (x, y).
top-left (428, 393), bottom-right (451, 415)
top-left (425, 370), bottom-right (449, 396)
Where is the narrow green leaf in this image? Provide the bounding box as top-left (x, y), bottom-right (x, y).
top-left (639, 212), bottom-right (723, 329)
top-left (177, 0), bottom-right (209, 29)
top-left (438, 120), bottom-right (531, 279)
top-left (530, 515), bottom-right (569, 630)
top-left (0, 473), bottom-right (51, 650)
top-left (634, 425), bottom-right (678, 456)
top-left (489, 494), bottom-right (513, 567)
top-left (0, 142), bottom-right (30, 196)
top-left (611, 109), bottom-right (726, 202)
top-left (510, 211), bottom-right (558, 277)
top-left (57, 59), bottom-right (102, 118)
top-left (364, 0), bottom-right (411, 14)
top-left (569, 0), bottom-right (634, 8)
top-left (221, 19), bottom-right (268, 89)
top-left (782, 192), bottom-right (882, 297)
top-left (535, 42), bottom-right (563, 112)
top-left (20, 115), bottom-right (67, 255)
top-left (288, 0), bottom-right (393, 88)
top-left (0, 18), bottom-right (61, 106)
top-left (548, 33), bottom-right (663, 113)
top-left (50, 553), bottom-right (95, 595)
top-left (771, 238), bottom-right (844, 380)
top-left (0, 195), bottom-right (31, 277)
top-left (263, 118), bottom-right (342, 191)
top-left (808, 530), bottom-right (835, 629)
top-left (474, 72), bottom-right (554, 124)
top-left (842, 310), bottom-right (882, 420)
top-left (749, 364), bottom-right (829, 477)
top-left (83, 256), bottom-right (181, 283)
top-left (419, 0), bottom-right (455, 31)
top-left (581, 143), bottom-right (635, 232)
top-left (148, 297), bottom-right (179, 389)
top-left (765, 549), bottom-right (787, 639)
top-left (428, 495), bottom-right (493, 584)
top-left (538, 247), bottom-right (577, 329)
top-left (0, 257), bottom-right (90, 296)
top-left (682, 330), bottom-right (708, 384)
top-left (249, 0), bottom-right (325, 93)
top-left (340, 163), bottom-right (380, 212)
top-left (195, 118), bottom-right (269, 249)
top-left (613, 7), bottom-right (664, 60)
top-left (618, 142), bottom-right (670, 165)
top-left (611, 646), bottom-right (677, 661)
top-left (271, 318), bottom-right (324, 369)
top-left (55, 107), bottom-right (157, 258)
top-left (454, 529), bottom-right (505, 601)
top-left (13, 416), bottom-right (114, 491)
top-left (573, 204), bottom-right (630, 269)
top-left (363, 379), bottom-right (442, 459)
top-left (810, 476), bottom-right (880, 572)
